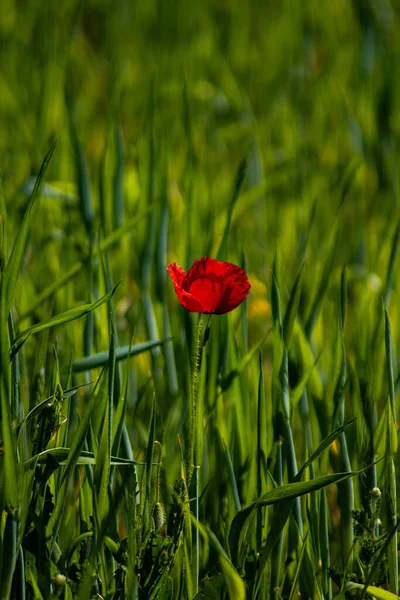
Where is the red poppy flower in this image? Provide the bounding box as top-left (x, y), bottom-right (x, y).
top-left (167, 257), bottom-right (251, 314)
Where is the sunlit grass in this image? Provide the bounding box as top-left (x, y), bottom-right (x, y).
top-left (0, 1), bottom-right (400, 599)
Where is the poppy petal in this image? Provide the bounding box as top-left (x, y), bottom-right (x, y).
top-left (167, 263), bottom-right (186, 288)
top-left (167, 257), bottom-right (250, 315)
top-left (214, 266), bottom-right (251, 313)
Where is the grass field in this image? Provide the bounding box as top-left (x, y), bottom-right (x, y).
top-left (1, 1), bottom-right (400, 598)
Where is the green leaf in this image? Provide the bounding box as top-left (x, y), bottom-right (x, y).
top-left (112, 336), bottom-right (133, 456)
top-left (282, 263), bottom-right (304, 350)
top-left (72, 338), bottom-right (168, 372)
top-left (231, 419), bottom-right (357, 569)
top-left (191, 516), bottom-right (246, 600)
top-left (0, 284), bottom-right (17, 510)
top-left (230, 471), bottom-right (357, 567)
top-left (21, 447), bottom-right (142, 467)
top-left (305, 223), bottom-right (338, 339)
top-left (4, 141), bottom-right (56, 315)
top-left (16, 380), bottom-right (95, 439)
top-left (271, 247), bottom-right (282, 329)
top-left (67, 101), bottom-right (94, 239)
top-left (10, 286), bottom-right (118, 359)
top-left (384, 304), bottom-right (397, 429)
top-left (143, 397), bottom-right (156, 533)
top-left (45, 368), bottom-right (107, 548)
top-left (384, 219), bottom-right (400, 306)
top-left (194, 573), bottom-right (224, 599)
top-left (0, 508), bottom-right (18, 599)
top-left (347, 582), bottom-right (400, 600)
top-left (216, 158), bottom-right (247, 261)
top-left (292, 320), bottom-right (323, 399)
top-left (288, 531), bottom-right (309, 600)
top-left (220, 338), bottom-right (264, 393)
top-left (18, 209), bottom-right (151, 323)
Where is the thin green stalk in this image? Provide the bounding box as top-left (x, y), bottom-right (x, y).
top-left (186, 313), bottom-right (211, 595)
top-left (271, 441), bottom-right (283, 600)
top-left (14, 546), bottom-right (25, 600)
top-left (0, 508), bottom-right (18, 600)
top-left (195, 467), bottom-right (200, 595)
top-left (280, 348), bottom-right (303, 536)
top-left (335, 271), bottom-right (354, 567)
top-left (384, 306), bottom-right (398, 594)
top-left (186, 313), bottom-right (210, 487)
top-left (320, 489), bottom-right (332, 600)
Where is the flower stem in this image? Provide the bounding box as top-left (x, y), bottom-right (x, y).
top-left (186, 312), bottom-right (211, 595)
top-left (186, 313), bottom-right (210, 487)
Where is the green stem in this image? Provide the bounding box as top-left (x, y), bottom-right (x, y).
top-left (186, 313), bottom-right (209, 487)
top-left (194, 467), bottom-right (200, 594)
top-left (186, 312), bottom-right (211, 595)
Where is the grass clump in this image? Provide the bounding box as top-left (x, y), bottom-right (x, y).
top-left (1, 2), bottom-right (400, 599)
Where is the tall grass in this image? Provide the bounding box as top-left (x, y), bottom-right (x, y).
top-left (0, 1), bottom-right (400, 598)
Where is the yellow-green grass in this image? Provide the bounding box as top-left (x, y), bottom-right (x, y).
top-left (0, 1), bottom-right (400, 598)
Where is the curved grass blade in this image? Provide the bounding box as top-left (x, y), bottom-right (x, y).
top-left (216, 158), bottom-right (247, 261)
top-left (72, 338), bottom-right (169, 372)
top-left (5, 141), bottom-right (56, 315)
top-left (288, 531), bottom-right (309, 600)
top-left (18, 210), bottom-right (151, 323)
top-left (10, 285), bottom-right (118, 360)
top-left (0, 290), bottom-right (17, 510)
top-left (67, 101), bottom-right (94, 239)
top-left (143, 397), bottom-right (156, 534)
top-left (113, 124), bottom-right (125, 229)
top-left (384, 220), bottom-right (400, 307)
top-left (305, 223), bottom-right (338, 339)
top-left (230, 471), bottom-right (358, 568)
top-left (45, 367), bottom-right (107, 550)
top-left (383, 305), bottom-right (398, 594)
top-left (21, 447), bottom-right (143, 467)
top-left (0, 508), bottom-right (17, 600)
top-left (94, 328), bottom-right (115, 523)
top-left (282, 262), bottom-right (304, 350)
top-left (191, 515), bottom-right (246, 600)
top-left (252, 418), bottom-right (356, 599)
top-left (347, 582), bottom-right (400, 600)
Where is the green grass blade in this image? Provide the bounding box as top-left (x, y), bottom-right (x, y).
top-left (18, 211), bottom-right (150, 323)
top-left (384, 304), bottom-right (396, 422)
top-left (253, 420), bottom-right (355, 597)
top-left (282, 262), bottom-right (304, 350)
top-left (46, 367), bottom-right (107, 548)
top-left (191, 515), bottom-right (246, 600)
top-left (288, 531), bottom-right (309, 600)
top-left (305, 224), bottom-right (338, 339)
top-left (94, 330), bottom-right (115, 523)
top-left (230, 470), bottom-right (360, 567)
top-left (4, 141), bottom-right (56, 315)
top-left (10, 285), bottom-right (118, 359)
top-left (0, 508), bottom-right (17, 600)
top-left (271, 247), bottom-right (282, 329)
top-left (21, 447), bottom-right (142, 467)
top-left (384, 220), bottom-right (400, 306)
top-left (72, 338), bottom-right (168, 372)
top-left (0, 295), bottom-right (17, 510)
top-left (67, 101), bottom-right (94, 239)
top-left (143, 397), bottom-right (156, 534)
top-left (113, 124), bottom-right (125, 229)
top-left (216, 158), bottom-right (247, 261)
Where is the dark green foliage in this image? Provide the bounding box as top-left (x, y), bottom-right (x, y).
top-left (1, 2), bottom-right (400, 599)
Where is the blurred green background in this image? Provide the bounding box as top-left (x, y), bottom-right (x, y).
top-left (2, 1), bottom-right (400, 597)
top-left (2, 0), bottom-right (399, 272)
